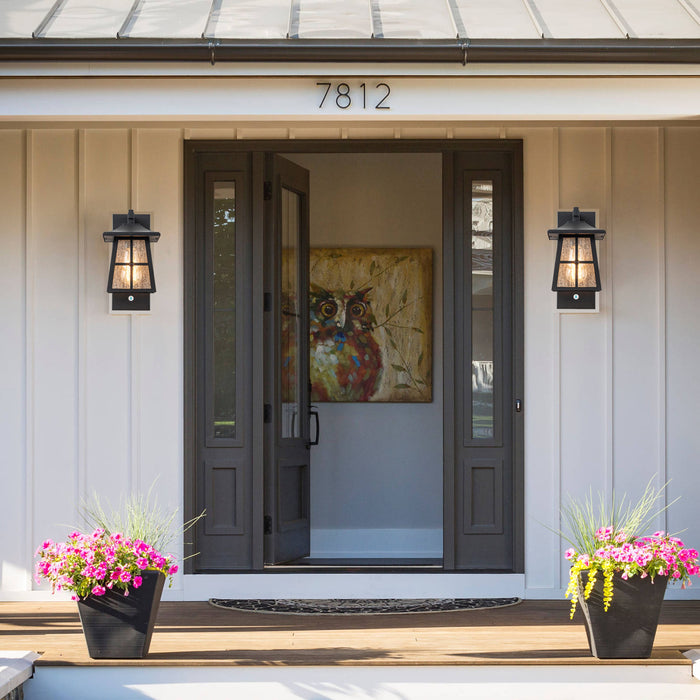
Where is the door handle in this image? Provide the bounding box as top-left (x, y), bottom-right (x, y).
top-left (310, 407), bottom-right (320, 446)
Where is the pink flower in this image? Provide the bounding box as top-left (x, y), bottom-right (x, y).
top-left (564, 548), bottom-right (576, 560)
top-left (119, 571), bottom-right (131, 583)
top-left (133, 576), bottom-right (143, 588)
top-left (136, 558), bottom-right (149, 569)
top-left (168, 565), bottom-right (178, 575)
top-left (91, 585), bottom-right (106, 596)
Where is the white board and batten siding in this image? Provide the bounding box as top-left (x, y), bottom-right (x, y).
top-left (1, 124), bottom-right (699, 600)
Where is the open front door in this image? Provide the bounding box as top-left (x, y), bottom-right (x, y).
top-left (264, 155), bottom-right (311, 564)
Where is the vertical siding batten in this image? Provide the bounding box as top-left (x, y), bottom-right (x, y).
top-left (130, 128), bottom-right (139, 495)
top-left (77, 129), bottom-right (87, 505)
top-left (25, 130), bottom-right (35, 591)
top-left (552, 126), bottom-right (562, 591)
top-left (657, 126), bottom-right (668, 532)
top-left (603, 127), bottom-right (614, 504)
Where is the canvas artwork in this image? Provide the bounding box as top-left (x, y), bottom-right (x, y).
top-left (309, 248), bottom-right (433, 403)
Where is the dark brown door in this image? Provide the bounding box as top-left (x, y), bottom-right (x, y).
top-left (448, 148), bottom-right (523, 571)
top-left (263, 155), bottom-right (312, 564)
top-left (185, 150), bottom-right (256, 571)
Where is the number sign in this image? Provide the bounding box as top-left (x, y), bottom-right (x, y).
top-left (316, 82), bottom-right (391, 111)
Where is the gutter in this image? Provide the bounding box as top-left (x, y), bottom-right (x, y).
top-left (0, 38), bottom-right (699, 64)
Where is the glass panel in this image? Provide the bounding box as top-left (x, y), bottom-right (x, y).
top-left (112, 263), bottom-right (131, 289)
top-left (577, 263), bottom-right (597, 288)
top-left (132, 265), bottom-right (151, 289)
top-left (281, 187), bottom-right (301, 439)
top-left (560, 236), bottom-right (576, 262)
top-left (557, 263), bottom-right (577, 288)
top-left (471, 180), bottom-right (494, 439)
top-left (577, 237), bottom-right (593, 262)
top-left (131, 239), bottom-right (148, 263)
top-left (212, 182), bottom-right (236, 439)
top-left (115, 239), bottom-right (131, 263)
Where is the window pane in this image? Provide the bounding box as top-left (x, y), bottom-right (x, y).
top-left (471, 180), bottom-right (494, 439)
top-left (212, 182), bottom-right (236, 439)
top-left (281, 188), bottom-right (301, 439)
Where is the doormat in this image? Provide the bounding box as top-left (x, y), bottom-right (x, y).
top-left (208, 598), bottom-right (521, 615)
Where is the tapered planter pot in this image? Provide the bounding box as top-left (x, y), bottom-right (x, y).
top-left (77, 570), bottom-right (165, 659)
top-left (578, 572), bottom-right (668, 659)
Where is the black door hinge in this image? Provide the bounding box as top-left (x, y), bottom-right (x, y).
top-left (264, 515), bottom-right (272, 534)
top-left (263, 181), bottom-right (272, 201)
top-left (264, 403), bottom-right (272, 423)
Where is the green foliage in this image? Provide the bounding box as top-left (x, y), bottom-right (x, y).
top-left (80, 481), bottom-right (204, 556)
top-left (560, 478), bottom-right (673, 556)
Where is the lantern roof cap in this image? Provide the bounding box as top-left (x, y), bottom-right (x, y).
top-left (547, 207), bottom-right (606, 240)
top-left (103, 209), bottom-right (161, 242)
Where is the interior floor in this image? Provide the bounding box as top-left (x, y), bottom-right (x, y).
top-left (265, 557), bottom-right (443, 572)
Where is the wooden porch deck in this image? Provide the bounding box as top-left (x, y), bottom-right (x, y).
top-left (2, 600), bottom-right (700, 668)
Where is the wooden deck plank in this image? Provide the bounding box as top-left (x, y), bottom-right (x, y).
top-left (1, 600), bottom-right (698, 667)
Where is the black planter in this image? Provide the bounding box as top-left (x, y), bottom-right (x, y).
top-left (77, 570), bottom-right (165, 659)
top-left (577, 571), bottom-right (668, 659)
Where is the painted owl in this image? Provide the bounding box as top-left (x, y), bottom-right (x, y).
top-left (309, 284), bottom-right (383, 402)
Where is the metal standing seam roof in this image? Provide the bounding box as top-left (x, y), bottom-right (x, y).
top-left (0, 0), bottom-right (699, 62)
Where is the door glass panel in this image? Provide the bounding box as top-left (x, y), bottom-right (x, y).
top-left (212, 182), bottom-right (237, 439)
top-left (471, 180), bottom-right (494, 439)
top-left (281, 187), bottom-right (301, 439)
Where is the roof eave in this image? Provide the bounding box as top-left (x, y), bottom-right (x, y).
top-left (0, 38), bottom-right (699, 64)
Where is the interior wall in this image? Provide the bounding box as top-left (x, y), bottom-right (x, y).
top-left (288, 153), bottom-right (444, 558)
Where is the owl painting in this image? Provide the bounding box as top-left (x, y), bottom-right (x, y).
top-left (309, 248), bottom-right (433, 403)
top-left (310, 285), bottom-right (383, 402)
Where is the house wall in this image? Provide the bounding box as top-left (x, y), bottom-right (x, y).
top-left (1, 124), bottom-right (699, 599)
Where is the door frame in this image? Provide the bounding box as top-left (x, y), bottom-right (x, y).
top-left (184, 139), bottom-right (524, 573)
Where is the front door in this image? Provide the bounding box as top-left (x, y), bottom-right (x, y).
top-left (263, 155), bottom-right (312, 564)
top-left (184, 141), bottom-right (523, 573)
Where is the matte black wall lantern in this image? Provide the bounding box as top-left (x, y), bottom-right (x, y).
top-left (103, 210), bottom-right (160, 311)
top-left (548, 207), bottom-right (606, 310)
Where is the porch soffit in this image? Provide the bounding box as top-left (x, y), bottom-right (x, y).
top-left (0, 0), bottom-right (699, 64)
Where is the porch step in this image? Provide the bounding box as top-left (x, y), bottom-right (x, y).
top-left (24, 662), bottom-right (700, 700)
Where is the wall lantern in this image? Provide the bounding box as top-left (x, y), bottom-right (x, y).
top-left (103, 210), bottom-right (160, 311)
top-left (547, 207), bottom-right (606, 310)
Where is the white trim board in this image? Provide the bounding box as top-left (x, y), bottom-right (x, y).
top-left (179, 573), bottom-right (525, 601)
top-left (1, 77), bottom-right (700, 122)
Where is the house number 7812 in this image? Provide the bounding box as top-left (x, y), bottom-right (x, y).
top-left (316, 82), bottom-right (391, 110)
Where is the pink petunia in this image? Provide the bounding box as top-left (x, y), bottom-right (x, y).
top-left (133, 576), bottom-right (143, 588)
top-left (91, 585), bottom-right (106, 596)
